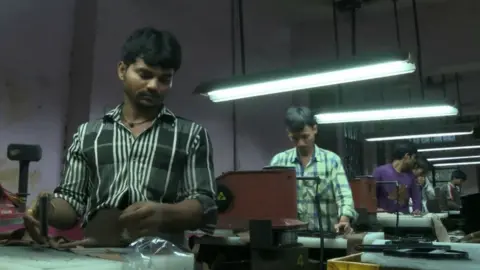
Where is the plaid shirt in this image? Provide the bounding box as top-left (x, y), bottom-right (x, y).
top-left (53, 104), bottom-right (218, 236)
top-left (270, 145), bottom-right (357, 232)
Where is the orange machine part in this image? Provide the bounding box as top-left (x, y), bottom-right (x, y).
top-left (216, 169), bottom-right (302, 230)
top-left (349, 176), bottom-right (377, 213)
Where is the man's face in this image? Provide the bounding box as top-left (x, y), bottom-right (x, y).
top-left (288, 125), bottom-right (317, 155)
top-left (403, 154), bottom-right (416, 170)
top-left (452, 178), bottom-right (464, 186)
top-left (413, 167), bottom-right (424, 178)
top-left (416, 175), bottom-right (426, 186)
top-left (117, 58), bottom-right (174, 108)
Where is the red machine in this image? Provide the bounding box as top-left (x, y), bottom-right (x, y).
top-left (215, 169), bottom-right (307, 230)
top-left (0, 184), bottom-right (25, 232)
top-left (349, 175), bottom-right (377, 213)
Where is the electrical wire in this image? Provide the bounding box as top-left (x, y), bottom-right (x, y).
top-left (351, 8), bottom-right (357, 56)
top-left (392, 0), bottom-right (401, 48)
top-left (412, 0), bottom-right (425, 99)
top-left (314, 179), bottom-right (325, 270)
top-left (454, 73), bottom-right (462, 116)
top-left (230, 0), bottom-right (247, 171)
top-left (230, 0), bottom-right (238, 171)
top-left (332, 0), bottom-right (342, 106)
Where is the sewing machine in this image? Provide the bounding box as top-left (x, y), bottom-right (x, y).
top-left (349, 176), bottom-right (379, 231)
top-left (191, 169), bottom-right (385, 270)
top-left (349, 175), bottom-right (447, 240)
top-left (212, 169), bottom-right (310, 270)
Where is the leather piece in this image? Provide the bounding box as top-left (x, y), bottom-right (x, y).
top-left (83, 208), bottom-right (127, 247)
top-left (345, 233), bottom-right (366, 255)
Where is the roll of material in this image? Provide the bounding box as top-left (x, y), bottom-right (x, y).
top-left (377, 213), bottom-right (447, 228)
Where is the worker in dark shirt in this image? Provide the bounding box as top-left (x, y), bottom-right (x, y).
top-left (23, 27), bottom-right (217, 247)
top-left (439, 169), bottom-right (466, 211)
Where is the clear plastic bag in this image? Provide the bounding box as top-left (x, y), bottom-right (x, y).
top-left (121, 237), bottom-right (195, 270)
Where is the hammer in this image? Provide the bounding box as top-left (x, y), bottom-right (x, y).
top-left (7, 144), bottom-right (42, 212)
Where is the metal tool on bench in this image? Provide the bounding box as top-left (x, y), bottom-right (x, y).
top-left (38, 195), bottom-right (50, 239)
top-left (7, 144), bottom-right (42, 212)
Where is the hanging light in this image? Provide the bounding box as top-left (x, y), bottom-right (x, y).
top-left (433, 161), bottom-right (480, 167)
top-left (194, 52), bottom-right (416, 102)
top-left (315, 104), bottom-right (458, 124)
top-left (365, 125), bottom-right (474, 142)
top-left (427, 155), bottom-right (480, 162)
top-left (419, 144), bottom-right (480, 153)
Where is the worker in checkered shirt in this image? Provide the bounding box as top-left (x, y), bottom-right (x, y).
top-left (269, 106), bottom-right (357, 234)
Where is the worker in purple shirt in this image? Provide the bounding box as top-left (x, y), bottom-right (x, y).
top-left (372, 142), bottom-right (422, 215)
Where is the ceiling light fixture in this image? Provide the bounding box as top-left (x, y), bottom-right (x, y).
top-left (195, 52), bottom-right (416, 102)
top-left (365, 131), bottom-right (473, 142)
top-left (419, 145), bottom-right (480, 153)
top-left (427, 155), bottom-right (480, 162)
top-left (315, 104), bottom-right (458, 124)
top-left (433, 161), bottom-right (480, 167)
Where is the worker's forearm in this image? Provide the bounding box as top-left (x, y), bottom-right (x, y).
top-left (48, 198), bottom-right (78, 230)
top-left (447, 200), bottom-right (461, 210)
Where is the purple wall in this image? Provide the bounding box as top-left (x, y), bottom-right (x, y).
top-left (0, 0), bottom-right (479, 205)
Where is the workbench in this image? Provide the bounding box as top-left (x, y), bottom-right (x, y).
top-left (0, 246), bottom-right (195, 270)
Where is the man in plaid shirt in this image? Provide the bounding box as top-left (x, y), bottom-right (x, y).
top-left (270, 106), bottom-right (357, 234)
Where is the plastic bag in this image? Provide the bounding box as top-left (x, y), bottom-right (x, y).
top-left (122, 237), bottom-right (195, 270)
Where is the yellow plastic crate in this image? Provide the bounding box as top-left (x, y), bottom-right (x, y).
top-left (327, 253), bottom-right (380, 270)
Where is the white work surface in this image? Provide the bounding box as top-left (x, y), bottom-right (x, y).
top-left (0, 246), bottom-right (195, 270)
top-left (377, 213), bottom-right (448, 228)
top-left (195, 230), bottom-right (384, 250)
top-left (362, 240), bottom-right (479, 270)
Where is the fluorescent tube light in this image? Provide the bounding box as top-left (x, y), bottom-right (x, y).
top-left (428, 155), bottom-right (480, 162)
top-left (419, 145), bottom-right (480, 153)
top-left (315, 105), bottom-right (458, 124)
top-left (434, 161), bottom-right (480, 167)
top-left (195, 52), bottom-right (416, 102)
top-left (365, 131), bottom-right (473, 142)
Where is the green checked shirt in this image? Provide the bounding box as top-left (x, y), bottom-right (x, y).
top-left (270, 145), bottom-right (357, 232)
top-left (53, 104), bottom-right (217, 245)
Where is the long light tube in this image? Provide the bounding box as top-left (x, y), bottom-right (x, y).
top-left (365, 130), bottom-right (473, 142)
top-left (315, 105), bottom-right (457, 124)
top-left (419, 145), bottom-right (480, 152)
top-left (428, 155), bottom-right (480, 162)
top-left (434, 161), bottom-right (480, 167)
top-left (205, 60), bottom-right (416, 102)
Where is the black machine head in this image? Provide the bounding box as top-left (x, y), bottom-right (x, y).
top-left (7, 144), bottom-right (42, 162)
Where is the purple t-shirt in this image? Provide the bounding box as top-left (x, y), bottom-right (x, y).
top-left (372, 164), bottom-right (421, 213)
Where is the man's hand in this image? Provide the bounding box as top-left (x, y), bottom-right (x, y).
top-left (23, 192), bottom-right (55, 245)
top-left (412, 210), bottom-right (422, 216)
top-left (119, 201), bottom-right (165, 238)
top-left (334, 216), bottom-right (352, 235)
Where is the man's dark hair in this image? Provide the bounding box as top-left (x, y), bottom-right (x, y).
top-left (414, 155), bottom-right (431, 173)
top-left (451, 169), bottom-right (467, 181)
top-left (121, 27), bottom-right (182, 71)
top-left (391, 142), bottom-right (418, 160)
top-left (285, 106), bottom-right (316, 132)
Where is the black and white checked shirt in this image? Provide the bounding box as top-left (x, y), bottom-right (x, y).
top-left (53, 104), bottom-right (218, 235)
